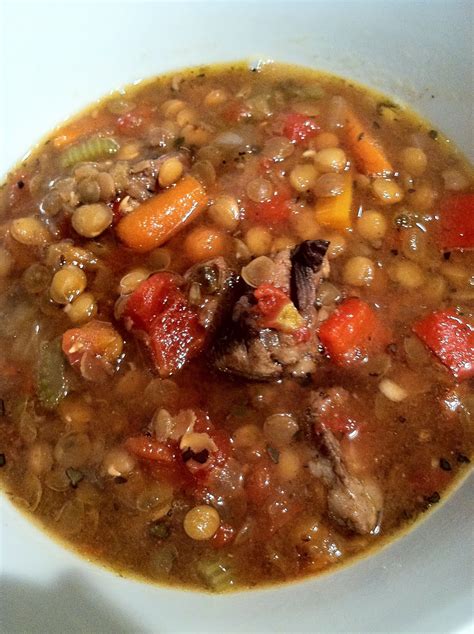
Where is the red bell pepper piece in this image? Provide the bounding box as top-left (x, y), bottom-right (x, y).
top-left (282, 112), bottom-right (320, 144)
top-left (123, 272), bottom-right (205, 376)
top-left (318, 298), bottom-right (391, 366)
top-left (439, 193), bottom-right (474, 250)
top-left (413, 309), bottom-right (474, 381)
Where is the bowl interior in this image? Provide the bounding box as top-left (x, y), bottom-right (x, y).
top-left (1, 1), bottom-right (473, 632)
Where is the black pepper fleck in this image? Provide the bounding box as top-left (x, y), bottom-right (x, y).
top-left (428, 129), bottom-right (438, 140)
top-left (443, 251), bottom-right (451, 261)
top-left (0, 453), bottom-right (5, 467)
top-left (0, 399), bottom-right (5, 416)
top-left (424, 491), bottom-right (440, 505)
top-left (439, 458), bottom-right (452, 471)
top-left (456, 453), bottom-right (470, 464)
top-left (114, 476), bottom-right (127, 484)
top-left (398, 416), bottom-right (407, 423)
top-left (17, 180), bottom-right (25, 189)
top-left (390, 249), bottom-right (399, 256)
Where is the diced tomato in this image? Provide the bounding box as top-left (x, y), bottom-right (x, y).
top-left (123, 272), bottom-right (179, 331)
top-left (245, 187), bottom-right (292, 225)
top-left (116, 103), bottom-right (156, 134)
top-left (413, 309), bottom-right (474, 381)
top-left (318, 298), bottom-right (391, 366)
top-left (148, 295), bottom-right (205, 377)
top-left (254, 284), bottom-right (305, 334)
top-left (211, 522), bottom-right (236, 548)
top-left (254, 284), bottom-right (291, 320)
top-left (124, 436), bottom-right (177, 464)
top-left (439, 193), bottom-right (474, 250)
top-left (282, 113), bottom-right (320, 144)
top-left (245, 461), bottom-right (274, 505)
top-left (62, 321), bottom-right (123, 368)
top-left (123, 272), bottom-right (205, 376)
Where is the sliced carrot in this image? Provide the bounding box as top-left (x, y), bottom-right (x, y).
top-left (116, 175), bottom-right (209, 252)
top-left (344, 108), bottom-right (393, 176)
top-left (315, 172), bottom-right (353, 230)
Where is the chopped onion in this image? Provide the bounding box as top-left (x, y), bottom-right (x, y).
top-left (326, 96), bottom-right (348, 131)
top-left (214, 131), bottom-right (244, 147)
top-left (379, 378), bottom-right (408, 402)
top-left (152, 408), bottom-right (174, 441)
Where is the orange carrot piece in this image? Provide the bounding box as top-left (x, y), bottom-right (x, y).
top-left (116, 175), bottom-right (209, 252)
top-left (52, 112), bottom-right (113, 149)
top-left (344, 108), bottom-right (393, 176)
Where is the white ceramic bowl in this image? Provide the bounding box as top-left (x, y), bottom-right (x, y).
top-left (1, 1), bottom-right (473, 632)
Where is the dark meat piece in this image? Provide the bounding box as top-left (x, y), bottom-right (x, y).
top-left (214, 240), bottom-right (329, 380)
top-left (184, 257), bottom-right (237, 333)
top-left (291, 239), bottom-right (329, 311)
top-left (306, 388), bottom-right (383, 535)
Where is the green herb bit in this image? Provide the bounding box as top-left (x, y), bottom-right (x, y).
top-left (149, 521), bottom-right (171, 540)
top-left (266, 445), bottom-right (280, 464)
top-left (37, 338), bottom-right (68, 409)
top-left (376, 100), bottom-right (399, 116)
top-left (60, 136), bottom-right (119, 168)
top-left (196, 556), bottom-right (235, 592)
top-left (66, 467), bottom-right (84, 488)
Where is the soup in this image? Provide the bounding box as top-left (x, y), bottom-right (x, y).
top-left (0, 62), bottom-right (472, 592)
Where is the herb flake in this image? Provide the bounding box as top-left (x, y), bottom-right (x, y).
top-left (66, 467), bottom-right (84, 488)
top-left (266, 445), bottom-right (280, 464)
top-left (376, 100), bottom-right (398, 116)
top-left (424, 491), bottom-right (441, 505)
top-left (439, 458), bottom-right (452, 471)
top-left (149, 521), bottom-right (170, 539)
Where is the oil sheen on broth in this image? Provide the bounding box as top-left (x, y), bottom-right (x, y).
top-left (0, 62), bottom-right (473, 592)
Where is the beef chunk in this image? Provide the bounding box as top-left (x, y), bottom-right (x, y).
top-left (306, 388), bottom-right (383, 535)
top-left (214, 240), bottom-right (329, 381)
top-left (184, 257), bottom-right (237, 332)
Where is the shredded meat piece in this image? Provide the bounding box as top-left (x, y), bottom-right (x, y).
top-left (306, 388), bottom-right (383, 535)
top-left (214, 240), bottom-right (329, 380)
top-left (184, 257), bottom-right (236, 333)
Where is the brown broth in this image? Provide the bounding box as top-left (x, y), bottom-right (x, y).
top-left (0, 62), bottom-right (472, 592)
